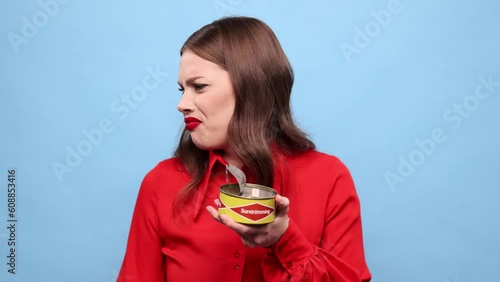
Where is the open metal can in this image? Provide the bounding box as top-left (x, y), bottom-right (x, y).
top-left (218, 183), bottom-right (277, 224)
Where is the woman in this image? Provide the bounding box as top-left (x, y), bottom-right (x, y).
top-left (118, 16), bottom-right (371, 282)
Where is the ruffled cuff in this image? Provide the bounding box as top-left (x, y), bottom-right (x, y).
top-left (270, 218), bottom-right (316, 271)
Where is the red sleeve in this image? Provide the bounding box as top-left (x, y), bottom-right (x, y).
top-left (262, 159), bottom-right (371, 282)
top-left (117, 167), bottom-right (165, 282)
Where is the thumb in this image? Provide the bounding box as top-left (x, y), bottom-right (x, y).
top-left (275, 194), bottom-right (290, 217)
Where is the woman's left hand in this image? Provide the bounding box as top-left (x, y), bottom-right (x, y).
top-left (206, 194), bottom-right (290, 248)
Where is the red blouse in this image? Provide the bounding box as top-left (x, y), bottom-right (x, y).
top-left (118, 150), bottom-right (371, 281)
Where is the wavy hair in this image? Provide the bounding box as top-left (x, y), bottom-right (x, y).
top-left (174, 16), bottom-right (315, 211)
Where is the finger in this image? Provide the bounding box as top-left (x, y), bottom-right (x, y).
top-left (219, 214), bottom-right (254, 235)
top-left (205, 206), bottom-right (222, 223)
top-left (214, 198), bottom-right (222, 208)
top-left (242, 238), bottom-right (256, 248)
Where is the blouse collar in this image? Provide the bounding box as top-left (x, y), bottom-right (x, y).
top-left (192, 150), bottom-right (228, 219)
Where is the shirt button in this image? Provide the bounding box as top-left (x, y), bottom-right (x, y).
top-left (234, 263), bottom-right (239, 270)
top-left (234, 251), bottom-right (239, 257)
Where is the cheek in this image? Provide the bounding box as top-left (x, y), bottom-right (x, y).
top-left (224, 102), bottom-right (235, 119)
top-left (221, 104), bottom-right (235, 127)
top-left (210, 99), bottom-right (235, 124)
top-left (222, 95), bottom-right (236, 119)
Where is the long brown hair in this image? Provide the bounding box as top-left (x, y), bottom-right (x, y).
top-left (174, 16), bottom-right (315, 211)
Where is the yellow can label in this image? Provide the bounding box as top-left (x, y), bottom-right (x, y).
top-left (218, 190), bottom-right (276, 224)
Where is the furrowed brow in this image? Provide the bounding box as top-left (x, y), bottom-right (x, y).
top-left (178, 76), bottom-right (204, 86)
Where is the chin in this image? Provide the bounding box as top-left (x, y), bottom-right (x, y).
top-left (190, 133), bottom-right (229, 151)
top-left (191, 140), bottom-right (217, 151)
top-left (191, 139), bottom-right (227, 152)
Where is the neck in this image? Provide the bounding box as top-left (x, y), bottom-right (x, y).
top-left (219, 149), bottom-right (244, 168)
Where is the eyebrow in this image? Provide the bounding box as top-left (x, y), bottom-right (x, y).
top-left (177, 76), bottom-right (204, 87)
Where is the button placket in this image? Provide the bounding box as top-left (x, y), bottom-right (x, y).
top-left (233, 249), bottom-right (242, 271)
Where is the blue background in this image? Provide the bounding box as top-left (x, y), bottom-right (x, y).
top-left (1, 0), bottom-right (499, 281)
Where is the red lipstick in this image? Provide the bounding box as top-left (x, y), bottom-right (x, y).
top-left (184, 117), bottom-right (201, 131)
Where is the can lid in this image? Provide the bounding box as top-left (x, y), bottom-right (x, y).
top-left (226, 164), bottom-right (246, 195)
top-left (220, 183), bottom-right (277, 199)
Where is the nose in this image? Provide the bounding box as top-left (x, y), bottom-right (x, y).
top-left (176, 92), bottom-right (194, 114)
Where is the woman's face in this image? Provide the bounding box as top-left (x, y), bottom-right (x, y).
top-left (177, 50), bottom-right (236, 151)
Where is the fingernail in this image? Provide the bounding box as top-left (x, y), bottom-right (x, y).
top-left (220, 214), bottom-right (227, 223)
